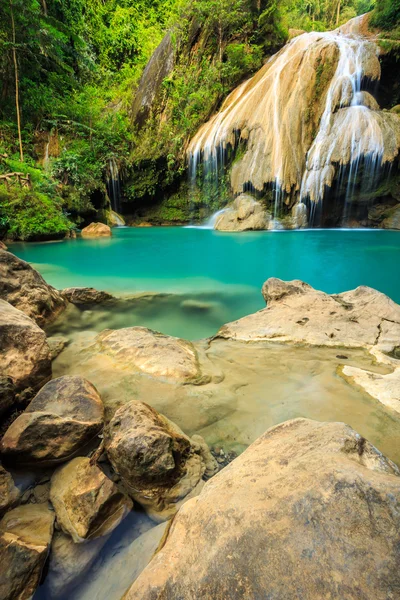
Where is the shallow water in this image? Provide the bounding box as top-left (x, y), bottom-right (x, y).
top-left (11, 227), bottom-right (400, 339)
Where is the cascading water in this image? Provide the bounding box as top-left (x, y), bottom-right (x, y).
top-left (188, 14), bottom-right (400, 229)
top-left (107, 157), bottom-right (122, 215)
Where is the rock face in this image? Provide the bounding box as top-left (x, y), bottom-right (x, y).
top-left (62, 287), bottom-right (115, 305)
top-left (0, 250), bottom-right (66, 326)
top-left (93, 326), bottom-right (203, 383)
top-left (105, 401), bottom-right (218, 521)
top-left (0, 376), bottom-right (104, 466)
top-left (381, 204), bottom-right (400, 230)
top-left (0, 465), bottom-right (20, 515)
top-left (0, 299), bottom-right (51, 392)
top-left (0, 503), bottom-right (54, 600)
top-left (127, 418), bottom-right (400, 600)
top-left (214, 195), bottom-right (269, 231)
top-left (81, 222), bottom-right (112, 238)
top-left (50, 457), bottom-right (132, 542)
top-left (218, 278), bottom-right (400, 355)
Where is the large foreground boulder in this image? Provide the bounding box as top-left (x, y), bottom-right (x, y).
top-left (0, 300), bottom-right (51, 392)
top-left (0, 376), bottom-right (104, 466)
top-left (127, 418), bottom-right (400, 600)
top-left (0, 503), bottom-right (54, 600)
top-left (105, 401), bottom-right (218, 521)
top-left (0, 250), bottom-right (66, 326)
top-left (218, 278), bottom-right (400, 355)
top-left (81, 222), bottom-right (112, 238)
top-left (214, 195), bottom-right (269, 231)
top-left (50, 456), bottom-right (132, 542)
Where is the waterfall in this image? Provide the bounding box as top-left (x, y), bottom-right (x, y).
top-left (187, 15), bottom-right (400, 229)
top-left (107, 157), bottom-right (122, 214)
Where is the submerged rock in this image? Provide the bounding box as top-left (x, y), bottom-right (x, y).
top-left (218, 278), bottom-right (400, 354)
top-left (127, 418), bottom-right (400, 600)
top-left (0, 503), bottom-right (54, 600)
top-left (0, 300), bottom-right (51, 392)
top-left (50, 457), bottom-right (132, 543)
top-left (105, 401), bottom-right (218, 521)
top-left (0, 250), bottom-right (67, 326)
top-left (62, 287), bottom-right (116, 305)
top-left (214, 194), bottom-right (269, 231)
top-left (0, 375), bottom-right (104, 466)
top-left (81, 222), bottom-right (112, 238)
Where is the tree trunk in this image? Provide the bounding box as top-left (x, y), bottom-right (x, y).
top-left (336, 0), bottom-right (341, 26)
top-left (10, 1), bottom-right (23, 162)
top-left (41, 0), bottom-right (47, 15)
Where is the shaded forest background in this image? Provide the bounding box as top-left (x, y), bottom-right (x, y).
top-left (0, 0), bottom-right (398, 239)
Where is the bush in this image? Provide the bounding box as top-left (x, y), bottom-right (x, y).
top-left (0, 185), bottom-right (73, 241)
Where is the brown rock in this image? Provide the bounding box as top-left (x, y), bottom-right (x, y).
top-left (62, 287), bottom-right (115, 305)
top-left (214, 195), bottom-right (269, 231)
top-left (0, 250), bottom-right (66, 327)
top-left (0, 464), bottom-right (20, 515)
top-left (0, 503), bottom-right (54, 600)
top-left (0, 300), bottom-right (51, 392)
top-left (81, 223), bottom-right (112, 238)
top-left (0, 241), bottom-right (7, 250)
top-left (381, 204), bottom-right (400, 230)
top-left (127, 418), bottom-right (400, 600)
top-left (0, 376), bottom-right (104, 466)
top-left (50, 456), bottom-right (132, 542)
top-left (105, 401), bottom-right (218, 521)
top-left (0, 376), bottom-right (16, 418)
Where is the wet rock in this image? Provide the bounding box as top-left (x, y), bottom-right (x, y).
top-left (0, 300), bottom-right (51, 393)
top-left (214, 195), bottom-right (269, 231)
top-left (0, 376), bottom-right (16, 418)
top-left (127, 418), bottom-right (400, 600)
top-left (218, 278), bottom-right (400, 355)
top-left (81, 222), bottom-right (112, 238)
top-left (93, 326), bottom-right (204, 383)
top-left (0, 503), bottom-right (54, 600)
top-left (0, 464), bottom-right (20, 515)
top-left (0, 250), bottom-right (67, 326)
top-left (50, 456), bottom-right (132, 543)
top-left (340, 364), bottom-right (400, 414)
top-left (105, 401), bottom-right (218, 522)
top-left (45, 531), bottom-right (110, 597)
top-left (0, 376), bottom-right (104, 466)
top-left (62, 287), bottom-right (116, 305)
top-left (381, 204), bottom-right (400, 230)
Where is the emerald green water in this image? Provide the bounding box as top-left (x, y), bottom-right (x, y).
top-left (11, 227), bottom-right (400, 339)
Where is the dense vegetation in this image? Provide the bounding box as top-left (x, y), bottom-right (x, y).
top-left (0, 0), bottom-right (398, 238)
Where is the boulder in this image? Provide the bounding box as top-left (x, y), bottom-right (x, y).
top-left (81, 223), bottom-right (112, 238)
top-left (214, 195), bottom-right (269, 231)
top-left (62, 287), bottom-right (115, 305)
top-left (50, 457), bottom-right (132, 543)
top-left (0, 375), bottom-right (104, 466)
top-left (105, 401), bottom-right (218, 521)
top-left (0, 299), bottom-right (51, 392)
top-left (0, 464), bottom-right (20, 515)
top-left (127, 418), bottom-right (400, 600)
top-left (93, 326), bottom-right (204, 383)
top-left (0, 503), bottom-right (54, 600)
top-left (381, 204), bottom-right (400, 230)
top-left (47, 335), bottom-right (68, 360)
top-left (0, 250), bottom-right (66, 326)
top-left (0, 376), bottom-right (16, 418)
top-left (218, 278), bottom-right (400, 355)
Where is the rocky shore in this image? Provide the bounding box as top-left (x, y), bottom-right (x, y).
top-left (1, 247), bottom-right (400, 598)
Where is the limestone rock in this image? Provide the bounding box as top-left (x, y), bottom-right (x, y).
top-left (127, 418), bottom-right (400, 600)
top-left (381, 204), bottom-right (400, 230)
top-left (0, 465), bottom-right (20, 515)
top-left (47, 335), bottom-right (68, 360)
top-left (218, 278), bottom-right (400, 354)
top-left (81, 222), bottom-right (112, 238)
top-left (0, 241), bottom-right (7, 250)
top-left (104, 401), bottom-right (218, 521)
top-left (214, 195), bottom-right (269, 231)
top-left (0, 250), bottom-right (66, 326)
top-left (340, 365), bottom-right (400, 414)
top-left (0, 503), bottom-right (54, 600)
top-left (0, 299), bottom-right (51, 392)
top-left (0, 376), bottom-right (16, 418)
top-left (45, 532), bottom-right (110, 598)
top-left (93, 326), bottom-right (203, 383)
top-left (62, 287), bottom-right (115, 305)
top-left (50, 457), bottom-right (132, 542)
top-left (0, 376), bottom-right (104, 466)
